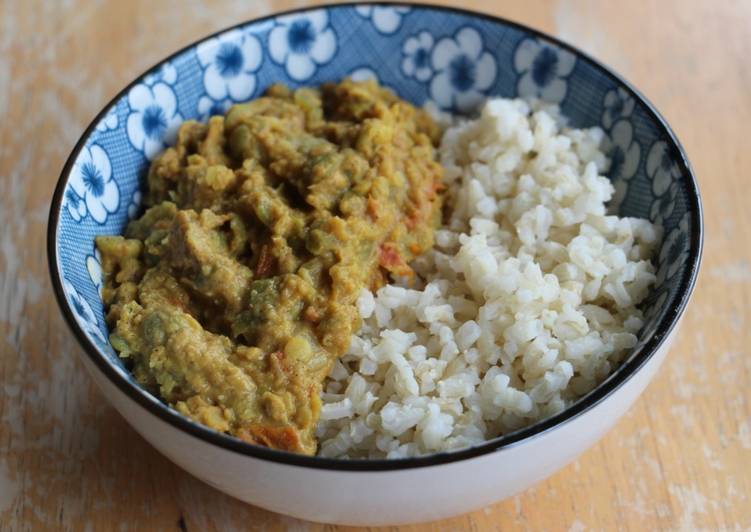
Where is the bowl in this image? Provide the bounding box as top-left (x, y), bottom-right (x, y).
top-left (47, 3), bottom-right (703, 525)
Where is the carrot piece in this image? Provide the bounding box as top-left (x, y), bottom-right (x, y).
top-left (237, 425), bottom-right (305, 453)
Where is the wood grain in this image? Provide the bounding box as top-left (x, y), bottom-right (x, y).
top-left (1, 0), bottom-right (749, 530)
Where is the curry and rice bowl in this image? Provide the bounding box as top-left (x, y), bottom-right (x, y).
top-left (95, 79), bottom-right (658, 459)
top-left (317, 98), bottom-right (659, 458)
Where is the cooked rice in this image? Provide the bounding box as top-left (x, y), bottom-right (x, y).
top-left (316, 98), bottom-right (659, 459)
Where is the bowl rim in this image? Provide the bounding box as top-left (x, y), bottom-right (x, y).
top-left (47, 1), bottom-right (704, 471)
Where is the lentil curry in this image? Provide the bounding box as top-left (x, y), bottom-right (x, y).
top-left (96, 80), bottom-right (443, 455)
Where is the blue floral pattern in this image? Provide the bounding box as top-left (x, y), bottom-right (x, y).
top-left (602, 87), bottom-right (635, 130)
top-left (647, 140), bottom-right (681, 197)
top-left (86, 250), bottom-right (103, 296)
top-left (197, 96), bottom-right (233, 121)
top-left (63, 280), bottom-right (106, 343)
top-left (355, 5), bottom-right (410, 34)
top-left (197, 29), bottom-right (262, 102)
top-left (268, 10), bottom-right (336, 81)
top-left (65, 188), bottom-right (86, 222)
top-left (514, 38), bottom-right (576, 103)
top-left (607, 121), bottom-right (641, 181)
top-left (126, 82), bottom-right (183, 160)
top-left (402, 31), bottom-right (434, 82)
top-left (66, 144), bottom-right (119, 224)
top-left (95, 106), bottom-right (118, 132)
top-left (643, 290), bottom-right (667, 321)
top-left (52, 5), bottom-right (698, 390)
top-left (348, 67), bottom-right (379, 83)
top-left (650, 181), bottom-right (679, 225)
top-left (127, 190), bottom-right (142, 220)
top-left (604, 120), bottom-right (641, 210)
top-left (143, 62), bottom-right (178, 86)
top-left (656, 212), bottom-right (690, 284)
top-left (429, 27), bottom-right (496, 112)
top-left (646, 140), bottom-right (682, 225)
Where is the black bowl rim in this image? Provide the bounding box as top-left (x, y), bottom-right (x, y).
top-left (47, 1), bottom-right (704, 471)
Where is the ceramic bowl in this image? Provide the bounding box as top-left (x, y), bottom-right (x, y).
top-left (47, 3), bottom-right (702, 525)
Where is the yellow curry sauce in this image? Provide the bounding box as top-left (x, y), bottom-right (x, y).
top-left (96, 80), bottom-right (443, 455)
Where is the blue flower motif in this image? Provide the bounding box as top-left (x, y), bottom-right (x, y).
top-left (197, 29), bottom-right (262, 101)
top-left (268, 10), bottom-right (337, 82)
top-left (143, 62), bottom-right (178, 87)
top-left (402, 31), bottom-right (434, 82)
top-left (65, 187), bottom-right (86, 222)
top-left (650, 181), bottom-right (679, 225)
top-left (95, 106), bottom-right (118, 132)
top-left (604, 120), bottom-right (641, 210)
top-left (348, 67), bottom-right (379, 83)
top-left (355, 5), bottom-right (411, 34)
top-left (656, 212), bottom-right (690, 284)
top-left (646, 140), bottom-right (681, 197)
top-left (429, 27), bottom-right (497, 112)
top-left (245, 19), bottom-right (275, 34)
top-left (602, 87), bottom-right (635, 130)
top-left (514, 38), bottom-right (576, 103)
top-left (197, 95), bottom-right (233, 122)
top-left (126, 82), bottom-right (183, 160)
top-left (644, 289), bottom-right (667, 321)
top-left (127, 190), bottom-right (142, 220)
top-left (86, 249), bottom-right (103, 296)
top-left (63, 279), bottom-right (106, 343)
top-left (67, 144), bottom-right (119, 224)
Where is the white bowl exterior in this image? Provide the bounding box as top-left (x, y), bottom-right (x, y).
top-left (78, 321), bottom-right (678, 526)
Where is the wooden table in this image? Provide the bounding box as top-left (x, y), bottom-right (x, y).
top-left (1, 0), bottom-right (749, 529)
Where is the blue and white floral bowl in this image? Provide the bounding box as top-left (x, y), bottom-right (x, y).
top-left (48, 4), bottom-right (702, 525)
